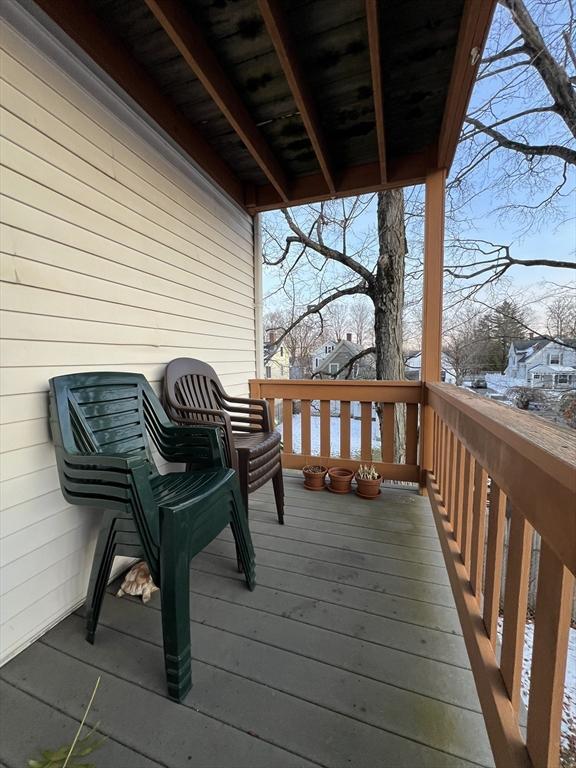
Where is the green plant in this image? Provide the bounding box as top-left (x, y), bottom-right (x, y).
top-left (28, 678), bottom-right (105, 768)
top-left (356, 463), bottom-right (379, 480)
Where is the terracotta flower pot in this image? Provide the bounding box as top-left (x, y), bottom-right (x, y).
top-left (327, 467), bottom-right (354, 494)
top-left (303, 465), bottom-right (327, 491)
top-left (355, 474), bottom-right (382, 499)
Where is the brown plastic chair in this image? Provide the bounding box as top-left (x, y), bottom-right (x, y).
top-left (163, 358), bottom-right (284, 524)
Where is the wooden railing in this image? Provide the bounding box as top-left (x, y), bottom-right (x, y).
top-left (426, 383), bottom-right (576, 768)
top-left (249, 379), bottom-right (422, 482)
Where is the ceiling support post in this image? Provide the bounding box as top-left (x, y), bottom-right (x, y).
top-left (420, 169), bottom-right (447, 489)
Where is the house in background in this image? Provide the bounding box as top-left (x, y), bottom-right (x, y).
top-left (405, 351), bottom-right (456, 384)
top-left (505, 338), bottom-right (576, 389)
top-left (264, 331), bottom-right (288, 378)
top-left (313, 336), bottom-right (375, 379)
top-left (311, 338), bottom-right (338, 371)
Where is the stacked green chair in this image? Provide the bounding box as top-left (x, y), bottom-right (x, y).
top-left (49, 372), bottom-right (255, 702)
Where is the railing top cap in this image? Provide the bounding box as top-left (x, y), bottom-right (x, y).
top-left (427, 382), bottom-right (576, 472)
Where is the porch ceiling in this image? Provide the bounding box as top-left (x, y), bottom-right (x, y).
top-left (34, 0), bottom-right (495, 212)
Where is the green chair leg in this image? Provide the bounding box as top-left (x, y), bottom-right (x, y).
top-left (85, 511), bottom-right (118, 642)
top-left (86, 521), bottom-right (141, 643)
top-left (160, 510), bottom-right (192, 702)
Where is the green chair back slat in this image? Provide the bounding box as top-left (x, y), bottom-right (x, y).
top-left (50, 373), bottom-right (162, 560)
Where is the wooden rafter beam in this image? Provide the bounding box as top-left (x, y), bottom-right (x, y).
top-left (33, 0), bottom-right (244, 206)
top-left (249, 146), bottom-right (435, 213)
top-left (144, 0), bottom-right (290, 202)
top-left (365, 0), bottom-right (386, 184)
top-left (257, 0), bottom-right (336, 194)
top-left (437, 0), bottom-right (498, 170)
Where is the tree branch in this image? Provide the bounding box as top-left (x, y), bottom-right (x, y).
top-left (312, 347), bottom-right (376, 380)
top-left (464, 116), bottom-right (576, 165)
top-left (446, 239), bottom-right (575, 282)
top-left (500, 0), bottom-right (576, 140)
top-left (264, 283), bottom-right (368, 361)
top-left (282, 208), bottom-right (375, 284)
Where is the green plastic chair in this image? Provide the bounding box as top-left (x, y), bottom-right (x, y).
top-left (48, 372), bottom-right (255, 702)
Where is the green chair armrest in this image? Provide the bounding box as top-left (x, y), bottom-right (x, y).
top-left (155, 423), bottom-right (227, 468)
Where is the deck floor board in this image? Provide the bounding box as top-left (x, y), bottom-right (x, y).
top-left (0, 473), bottom-right (494, 768)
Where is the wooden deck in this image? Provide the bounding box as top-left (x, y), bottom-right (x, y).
top-left (0, 473), bottom-right (494, 768)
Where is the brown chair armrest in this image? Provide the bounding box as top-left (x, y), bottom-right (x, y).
top-left (221, 394), bottom-right (271, 432)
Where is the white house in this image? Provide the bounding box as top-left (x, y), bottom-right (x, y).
top-left (505, 338), bottom-right (576, 389)
top-left (264, 331), bottom-right (288, 378)
top-left (311, 338), bottom-right (338, 371)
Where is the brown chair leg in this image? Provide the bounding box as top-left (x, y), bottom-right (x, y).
top-left (272, 464), bottom-right (284, 524)
top-left (235, 455), bottom-right (249, 571)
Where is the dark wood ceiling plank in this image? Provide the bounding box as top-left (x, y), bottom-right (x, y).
top-left (250, 145), bottom-right (435, 213)
top-left (437, 0), bottom-right (498, 170)
top-left (33, 0), bottom-right (244, 205)
top-left (258, 0), bottom-right (336, 194)
top-left (144, 0), bottom-right (289, 201)
top-left (365, 0), bottom-right (386, 184)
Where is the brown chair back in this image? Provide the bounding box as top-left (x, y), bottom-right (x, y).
top-left (163, 358), bottom-right (235, 469)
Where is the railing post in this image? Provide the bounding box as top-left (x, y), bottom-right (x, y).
top-left (420, 169), bottom-right (446, 491)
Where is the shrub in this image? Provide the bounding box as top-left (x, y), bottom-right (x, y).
top-left (506, 387), bottom-right (547, 410)
top-left (559, 391), bottom-right (576, 428)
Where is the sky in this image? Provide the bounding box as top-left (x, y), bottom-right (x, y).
top-left (262, 0), bottom-right (575, 331)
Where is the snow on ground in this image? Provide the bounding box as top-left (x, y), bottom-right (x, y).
top-left (277, 414), bottom-right (381, 458)
top-left (498, 618), bottom-right (576, 763)
top-left (485, 373), bottom-right (524, 393)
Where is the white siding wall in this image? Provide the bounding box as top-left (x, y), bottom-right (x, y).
top-left (0, 15), bottom-right (256, 664)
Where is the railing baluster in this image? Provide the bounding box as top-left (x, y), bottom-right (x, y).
top-left (440, 421), bottom-right (448, 501)
top-left (453, 440), bottom-right (464, 544)
top-left (432, 411), bottom-right (438, 474)
top-left (381, 402), bottom-right (395, 463)
top-left (360, 401), bottom-right (372, 461)
top-left (406, 403), bottom-right (418, 465)
top-left (447, 429), bottom-right (456, 524)
top-left (301, 399), bottom-right (311, 456)
top-left (282, 399), bottom-right (293, 454)
top-left (483, 481), bottom-right (506, 644)
top-left (266, 397), bottom-right (275, 428)
top-left (501, 510), bottom-right (533, 711)
top-left (526, 540), bottom-right (574, 768)
top-left (320, 400), bottom-right (330, 458)
top-left (340, 401), bottom-right (351, 458)
top-left (470, 462), bottom-right (488, 597)
top-left (434, 411), bottom-right (442, 482)
top-left (460, 450), bottom-right (474, 570)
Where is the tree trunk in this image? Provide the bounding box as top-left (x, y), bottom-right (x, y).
top-left (371, 189), bottom-right (406, 462)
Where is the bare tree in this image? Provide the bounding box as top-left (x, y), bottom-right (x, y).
top-left (264, 308), bottom-right (323, 376)
top-left (324, 302), bottom-right (349, 342)
top-left (447, 0), bottom-right (575, 287)
top-left (349, 295), bottom-right (374, 347)
top-left (263, 190), bottom-right (407, 459)
top-left (546, 295), bottom-right (576, 337)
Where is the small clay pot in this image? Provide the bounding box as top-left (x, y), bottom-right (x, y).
top-left (303, 465), bottom-right (327, 491)
top-left (355, 473), bottom-right (382, 499)
top-left (327, 467), bottom-right (354, 494)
